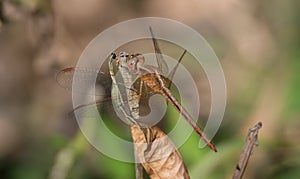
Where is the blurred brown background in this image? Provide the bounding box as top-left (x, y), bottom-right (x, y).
top-left (0, 0), bottom-right (299, 178)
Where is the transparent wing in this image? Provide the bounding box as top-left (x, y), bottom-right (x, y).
top-left (57, 67), bottom-right (155, 117)
top-left (149, 26), bottom-right (169, 75)
top-left (56, 67), bottom-right (113, 96)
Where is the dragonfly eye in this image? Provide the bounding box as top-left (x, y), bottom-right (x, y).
top-left (136, 55), bottom-right (145, 65)
top-left (111, 52), bottom-right (117, 59)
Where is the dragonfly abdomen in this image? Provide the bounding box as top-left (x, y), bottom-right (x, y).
top-left (162, 86), bottom-right (218, 152)
top-left (139, 69), bottom-right (217, 151)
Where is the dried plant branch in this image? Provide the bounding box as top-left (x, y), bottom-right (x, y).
top-left (134, 148), bottom-right (144, 179)
top-left (135, 162), bottom-right (144, 179)
top-left (232, 122), bottom-right (262, 179)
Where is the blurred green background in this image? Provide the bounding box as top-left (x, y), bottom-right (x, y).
top-left (0, 0), bottom-right (299, 178)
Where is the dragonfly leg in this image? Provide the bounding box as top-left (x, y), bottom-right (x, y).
top-left (139, 80), bottom-right (144, 101)
top-left (118, 105), bottom-right (142, 128)
top-left (129, 75), bottom-right (143, 98)
top-left (131, 75), bottom-right (140, 87)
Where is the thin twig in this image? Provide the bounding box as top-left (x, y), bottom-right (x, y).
top-left (233, 122), bottom-right (262, 179)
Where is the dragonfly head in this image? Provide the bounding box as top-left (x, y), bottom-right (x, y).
top-left (127, 54), bottom-right (145, 74)
top-left (117, 52), bottom-right (129, 67)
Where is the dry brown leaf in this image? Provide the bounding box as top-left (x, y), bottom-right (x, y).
top-left (131, 125), bottom-right (190, 179)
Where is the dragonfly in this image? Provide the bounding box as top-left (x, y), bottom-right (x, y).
top-left (56, 27), bottom-right (216, 152)
top-left (109, 49), bottom-right (191, 179)
top-left (57, 39), bottom-right (189, 179)
top-left (57, 27), bottom-right (217, 178)
top-left (124, 27), bottom-right (217, 152)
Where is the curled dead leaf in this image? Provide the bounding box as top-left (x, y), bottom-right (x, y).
top-left (131, 125), bottom-right (190, 179)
